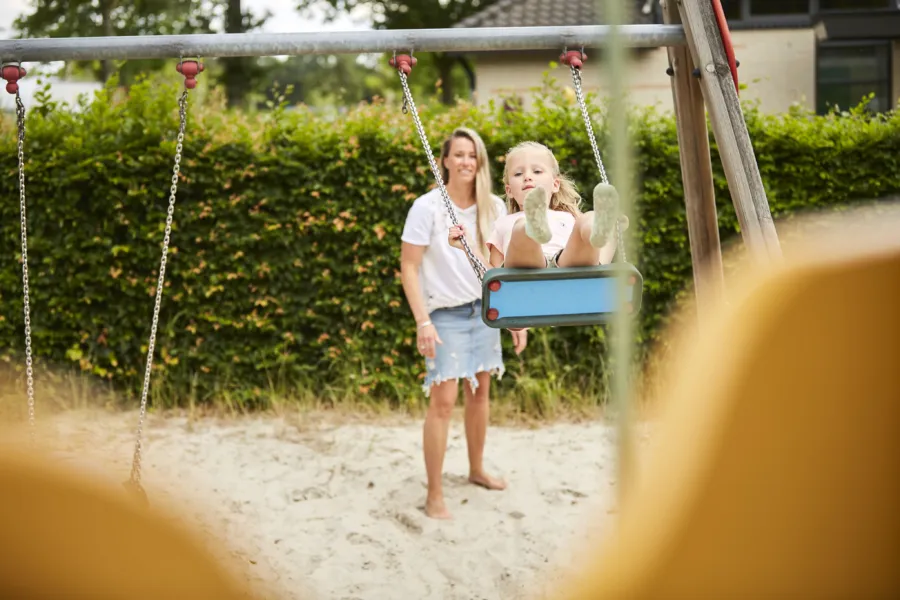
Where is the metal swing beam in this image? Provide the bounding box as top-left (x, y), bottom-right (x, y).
top-left (2, 4), bottom-right (781, 334)
top-left (0, 25), bottom-right (686, 62)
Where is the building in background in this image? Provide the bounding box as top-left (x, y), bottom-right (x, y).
top-left (453, 0), bottom-right (900, 114)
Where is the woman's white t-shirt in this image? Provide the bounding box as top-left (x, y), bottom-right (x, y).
top-left (401, 188), bottom-right (506, 315)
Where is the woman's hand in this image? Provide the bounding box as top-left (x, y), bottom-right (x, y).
top-left (509, 328), bottom-right (528, 355)
top-left (416, 321), bottom-right (442, 359)
top-left (448, 224), bottom-right (467, 251)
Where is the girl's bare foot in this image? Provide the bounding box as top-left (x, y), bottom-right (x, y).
top-left (469, 471), bottom-right (507, 491)
top-left (590, 182), bottom-right (619, 248)
top-left (524, 186), bottom-right (552, 244)
top-left (425, 497), bottom-right (452, 519)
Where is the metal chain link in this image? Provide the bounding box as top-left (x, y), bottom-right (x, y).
top-left (396, 69), bottom-right (487, 281)
top-left (126, 89), bottom-right (189, 499)
top-left (570, 65), bottom-right (608, 186)
top-left (569, 63), bottom-right (627, 264)
top-left (15, 92), bottom-right (36, 442)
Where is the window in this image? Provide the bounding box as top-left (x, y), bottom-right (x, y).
top-left (721, 0), bottom-right (743, 20)
top-left (816, 43), bottom-right (892, 113)
top-left (750, 0), bottom-right (810, 16)
top-left (819, 0), bottom-right (892, 10)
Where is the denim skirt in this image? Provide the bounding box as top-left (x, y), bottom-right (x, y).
top-left (422, 299), bottom-right (505, 397)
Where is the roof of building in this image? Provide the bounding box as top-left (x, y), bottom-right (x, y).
top-left (453, 0), bottom-right (658, 29)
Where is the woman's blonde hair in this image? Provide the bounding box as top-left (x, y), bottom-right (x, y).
top-left (439, 127), bottom-right (497, 258)
top-left (501, 141), bottom-right (582, 218)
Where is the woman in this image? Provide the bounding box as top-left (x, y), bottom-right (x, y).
top-left (400, 127), bottom-right (527, 520)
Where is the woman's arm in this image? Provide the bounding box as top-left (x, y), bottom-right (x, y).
top-left (400, 241), bottom-right (442, 358)
top-left (447, 224), bottom-right (492, 271)
top-left (399, 242), bottom-right (430, 326)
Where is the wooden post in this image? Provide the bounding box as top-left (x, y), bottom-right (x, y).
top-left (676, 0), bottom-right (782, 265)
top-left (663, 0), bottom-right (726, 317)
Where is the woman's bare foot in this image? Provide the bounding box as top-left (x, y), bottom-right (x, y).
top-left (425, 497), bottom-right (452, 519)
top-left (469, 471), bottom-right (507, 491)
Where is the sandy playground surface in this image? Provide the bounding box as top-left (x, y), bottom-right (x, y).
top-left (10, 408), bottom-right (648, 599)
top-left (8, 207), bottom-right (897, 598)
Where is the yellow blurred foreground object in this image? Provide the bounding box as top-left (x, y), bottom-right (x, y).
top-left (1, 208), bottom-right (898, 600)
top-left (561, 208), bottom-right (900, 599)
top-left (0, 449), bottom-right (257, 599)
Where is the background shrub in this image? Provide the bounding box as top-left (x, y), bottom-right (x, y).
top-left (1, 73), bottom-right (898, 413)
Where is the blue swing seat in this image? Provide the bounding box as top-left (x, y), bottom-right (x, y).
top-left (480, 262), bottom-right (644, 329)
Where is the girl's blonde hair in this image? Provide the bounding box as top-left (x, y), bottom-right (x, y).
top-left (501, 141), bottom-right (582, 218)
top-left (439, 127), bottom-right (498, 258)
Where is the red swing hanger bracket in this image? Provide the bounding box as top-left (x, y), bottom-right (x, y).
top-left (1, 62), bottom-right (26, 95)
top-left (559, 47), bottom-right (587, 70)
top-left (176, 57), bottom-right (205, 89)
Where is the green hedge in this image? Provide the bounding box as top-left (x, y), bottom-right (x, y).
top-left (1, 74), bottom-right (898, 410)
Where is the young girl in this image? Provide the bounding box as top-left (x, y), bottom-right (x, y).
top-left (449, 140), bottom-right (627, 272)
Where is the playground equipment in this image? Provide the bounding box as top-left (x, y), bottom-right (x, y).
top-left (390, 48), bottom-right (643, 329)
top-left (3, 0), bottom-right (780, 503)
top-left (5, 2), bottom-right (897, 597)
top-left (2, 57), bottom-right (204, 504)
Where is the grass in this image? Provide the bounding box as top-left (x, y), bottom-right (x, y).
top-left (0, 350), bottom-right (646, 435)
top-left (1, 300), bottom-right (668, 434)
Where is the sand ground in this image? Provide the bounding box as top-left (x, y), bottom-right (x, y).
top-left (8, 407), bottom-right (646, 599)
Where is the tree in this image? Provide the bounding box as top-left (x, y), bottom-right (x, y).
top-left (295, 0), bottom-right (502, 105)
top-left (255, 54), bottom-right (395, 108)
top-left (13, 1), bottom-right (223, 83)
top-left (220, 0), bottom-right (269, 108)
top-left (13, 0), bottom-right (267, 107)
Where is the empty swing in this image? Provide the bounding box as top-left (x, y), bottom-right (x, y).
top-left (123, 58), bottom-right (204, 505)
top-left (2, 63), bottom-right (36, 441)
top-left (1, 59), bottom-right (204, 505)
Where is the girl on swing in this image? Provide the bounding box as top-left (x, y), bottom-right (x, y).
top-left (449, 140), bottom-right (627, 293)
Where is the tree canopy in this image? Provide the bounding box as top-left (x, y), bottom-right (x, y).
top-left (296, 0), bottom-right (503, 104)
top-left (13, 0), bottom-right (267, 107)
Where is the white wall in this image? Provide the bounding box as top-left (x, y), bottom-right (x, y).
top-left (471, 28), bottom-right (818, 114)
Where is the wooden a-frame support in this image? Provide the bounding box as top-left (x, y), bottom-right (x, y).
top-left (661, 0), bottom-right (782, 320)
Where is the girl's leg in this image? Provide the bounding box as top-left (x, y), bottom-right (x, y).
top-left (505, 187), bottom-right (552, 268)
top-left (423, 378), bottom-right (458, 519)
top-left (505, 220), bottom-right (547, 268)
top-left (556, 213), bottom-right (620, 266)
top-left (557, 182), bottom-right (624, 268)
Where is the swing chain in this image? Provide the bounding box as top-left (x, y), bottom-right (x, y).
top-left (127, 89), bottom-right (189, 497)
top-left (568, 60), bottom-right (609, 185)
top-left (15, 91), bottom-right (36, 441)
top-left (567, 53), bottom-right (627, 264)
top-left (395, 66), bottom-right (487, 281)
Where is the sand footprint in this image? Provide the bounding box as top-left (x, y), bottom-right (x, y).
top-left (393, 511), bottom-right (423, 535)
top-left (370, 508), bottom-right (424, 535)
top-left (346, 531), bottom-right (378, 546)
top-left (290, 487), bottom-right (331, 502)
top-left (541, 487), bottom-right (587, 505)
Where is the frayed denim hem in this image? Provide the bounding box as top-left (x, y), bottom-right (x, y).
top-left (422, 361), bottom-right (506, 398)
top-left (420, 299), bottom-right (505, 399)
